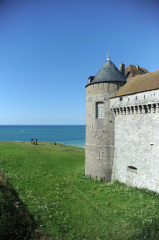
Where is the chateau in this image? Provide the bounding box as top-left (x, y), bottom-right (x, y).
top-left (85, 53), bottom-right (159, 193)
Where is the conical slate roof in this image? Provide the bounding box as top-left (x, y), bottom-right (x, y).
top-left (86, 56), bottom-right (126, 87)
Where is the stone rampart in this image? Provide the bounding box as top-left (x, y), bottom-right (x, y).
top-left (110, 89), bottom-right (159, 192)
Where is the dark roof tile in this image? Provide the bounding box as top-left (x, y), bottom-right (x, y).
top-left (86, 59), bottom-right (126, 87)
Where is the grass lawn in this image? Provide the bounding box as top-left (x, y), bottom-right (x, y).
top-left (0, 141), bottom-right (159, 239)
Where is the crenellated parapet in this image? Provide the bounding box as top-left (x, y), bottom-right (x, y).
top-left (110, 89), bottom-right (159, 116)
top-left (112, 103), bottom-right (159, 116)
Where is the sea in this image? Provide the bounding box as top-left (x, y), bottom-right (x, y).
top-left (0, 125), bottom-right (86, 148)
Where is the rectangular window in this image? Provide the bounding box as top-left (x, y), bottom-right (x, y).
top-left (96, 102), bottom-right (104, 118)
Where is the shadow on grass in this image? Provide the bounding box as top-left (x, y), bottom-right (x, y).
top-left (0, 173), bottom-right (51, 240)
top-left (130, 218), bottom-right (159, 240)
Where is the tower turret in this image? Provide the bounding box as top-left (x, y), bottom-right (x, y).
top-left (85, 54), bottom-right (126, 181)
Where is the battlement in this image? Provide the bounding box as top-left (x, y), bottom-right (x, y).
top-left (111, 89), bottom-right (159, 115)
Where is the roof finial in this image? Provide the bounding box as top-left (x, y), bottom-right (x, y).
top-left (107, 52), bottom-right (110, 61)
top-left (107, 44), bottom-right (110, 61)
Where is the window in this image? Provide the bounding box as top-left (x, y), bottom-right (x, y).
top-left (96, 102), bottom-right (104, 118)
top-left (127, 166), bottom-right (137, 172)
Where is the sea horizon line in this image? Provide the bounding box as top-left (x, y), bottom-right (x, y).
top-left (0, 124), bottom-right (86, 126)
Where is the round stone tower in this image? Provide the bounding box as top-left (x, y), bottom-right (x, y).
top-left (85, 54), bottom-right (126, 181)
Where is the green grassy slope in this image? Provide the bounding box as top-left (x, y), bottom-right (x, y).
top-left (0, 141), bottom-right (159, 240)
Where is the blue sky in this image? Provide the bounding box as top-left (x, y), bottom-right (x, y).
top-left (0, 0), bottom-right (158, 125)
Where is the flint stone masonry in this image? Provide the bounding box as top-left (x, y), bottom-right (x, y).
top-left (85, 82), bottom-right (124, 181)
top-left (110, 89), bottom-right (159, 193)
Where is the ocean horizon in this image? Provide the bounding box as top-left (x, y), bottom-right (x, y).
top-left (0, 125), bottom-right (86, 147)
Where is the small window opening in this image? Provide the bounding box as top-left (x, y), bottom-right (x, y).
top-left (144, 95), bottom-right (145, 99)
top-left (96, 102), bottom-right (104, 118)
top-left (120, 97), bottom-right (123, 101)
top-left (128, 166), bottom-right (137, 172)
top-left (136, 96), bottom-right (137, 100)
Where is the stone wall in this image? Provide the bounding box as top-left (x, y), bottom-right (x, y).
top-left (85, 82), bottom-right (122, 181)
top-left (110, 89), bottom-right (159, 192)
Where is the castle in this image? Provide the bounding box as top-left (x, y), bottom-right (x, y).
top-left (85, 53), bottom-right (159, 193)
